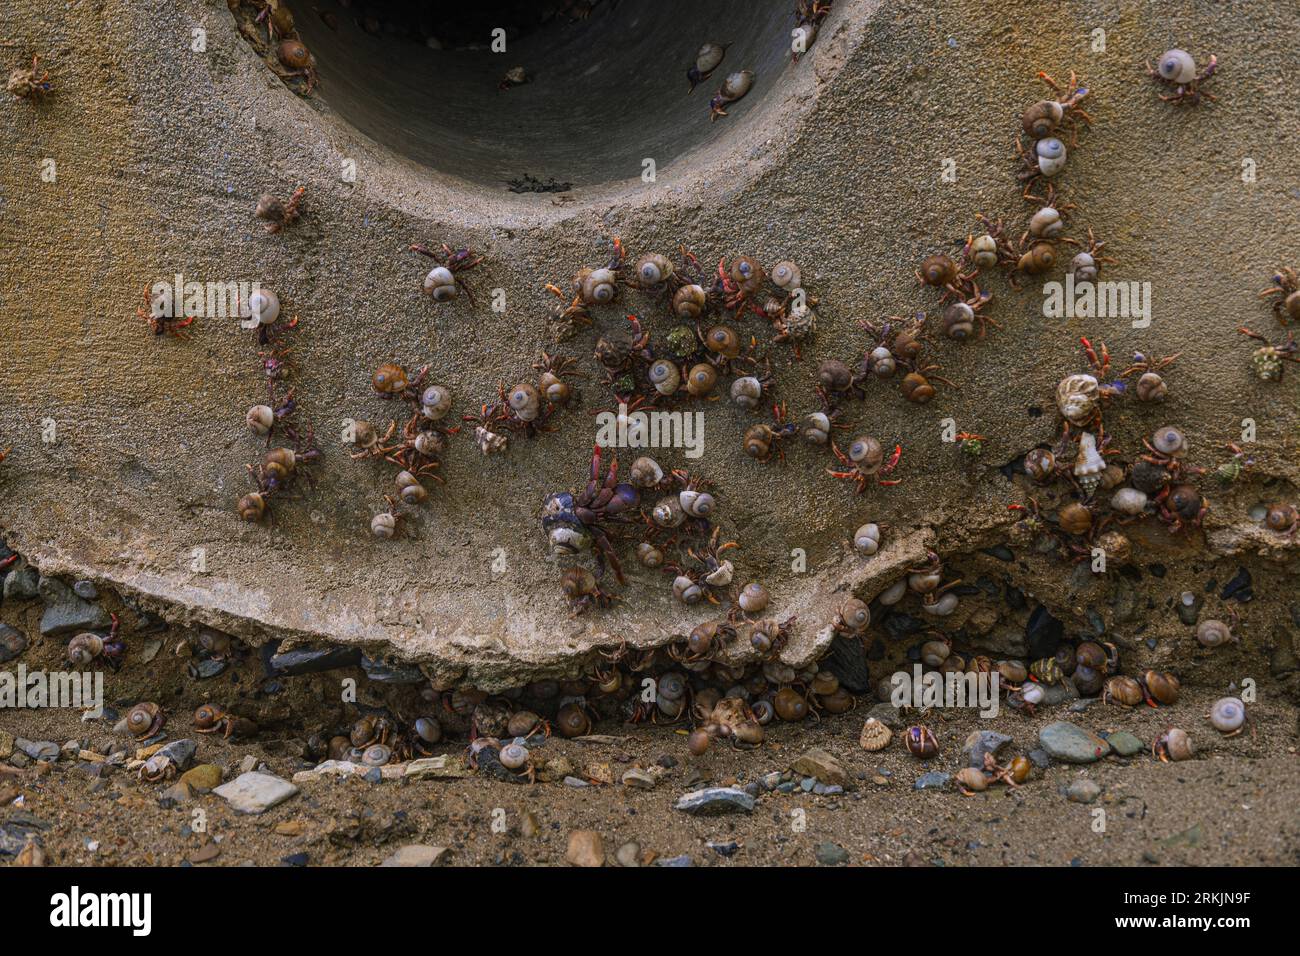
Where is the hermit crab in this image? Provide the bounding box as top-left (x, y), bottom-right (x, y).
top-left (826, 435), bottom-right (902, 493)
top-left (1148, 49), bottom-right (1217, 105)
top-left (1259, 267), bottom-right (1300, 325)
top-left (6, 55), bottom-right (51, 98)
top-left (193, 704), bottom-right (258, 740)
top-left (409, 242), bottom-right (483, 304)
top-left (709, 70), bottom-right (754, 121)
top-left (1238, 326), bottom-right (1299, 381)
top-left (542, 446), bottom-right (639, 584)
top-left (686, 41), bottom-right (729, 93)
top-left (255, 187), bottom-right (305, 234)
top-left (66, 614), bottom-right (124, 670)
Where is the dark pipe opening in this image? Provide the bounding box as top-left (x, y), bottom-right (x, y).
top-left (288, 0), bottom-right (799, 189)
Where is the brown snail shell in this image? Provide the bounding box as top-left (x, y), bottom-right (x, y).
top-left (1105, 675), bottom-right (1143, 707)
top-left (372, 363), bottom-right (409, 395)
top-left (555, 702), bottom-right (591, 738)
top-left (705, 324), bottom-right (741, 359)
top-left (1143, 669), bottom-right (1181, 705)
top-left (737, 582), bottom-right (770, 614)
top-left (633, 253), bottom-right (673, 288)
top-left (770, 260), bottom-right (801, 290)
top-left (919, 253), bottom-right (957, 287)
top-left (900, 372), bottom-right (935, 404)
top-left (1017, 242), bottom-right (1057, 274)
top-left (942, 301), bottom-right (975, 340)
top-left (126, 702), bottom-right (164, 740)
top-left (237, 492), bottom-right (266, 523)
top-left (685, 362), bottom-right (718, 397)
top-left (954, 767), bottom-right (989, 793)
top-left (277, 39), bottom-right (314, 70)
top-left (729, 256), bottom-right (765, 292)
top-left (1264, 502), bottom-right (1298, 532)
top-left (67, 633), bottom-right (104, 667)
top-left (673, 283), bottom-right (707, 318)
top-left (1135, 372), bottom-right (1167, 402)
top-left (1057, 502), bottom-right (1093, 535)
top-left (1021, 99), bottom-right (1064, 138)
top-left (1024, 448), bottom-right (1056, 482)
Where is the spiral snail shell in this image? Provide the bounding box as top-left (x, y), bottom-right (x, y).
top-left (1035, 137), bottom-right (1067, 176)
top-left (672, 575), bottom-right (703, 605)
top-left (859, 718), bottom-right (892, 751)
top-left (577, 267), bottom-right (617, 305)
top-left (672, 283), bottom-right (707, 318)
top-left (705, 324), bottom-right (741, 359)
top-left (555, 703), bottom-right (592, 738)
top-left (942, 301), bottom-right (975, 340)
top-left (1157, 49), bottom-right (1197, 84)
top-left (1021, 99), bottom-right (1064, 138)
top-left (498, 742), bottom-right (530, 771)
top-left (729, 256), bottom-right (765, 292)
top-left (263, 447), bottom-right (297, 481)
top-left (371, 511), bottom-right (398, 539)
top-left (694, 41), bottom-right (727, 76)
top-left (507, 382), bottom-right (541, 422)
top-left (770, 260), bottom-right (801, 290)
top-left (868, 345), bottom-right (896, 378)
top-left (920, 639), bottom-right (950, 666)
top-left (900, 372), bottom-right (935, 403)
top-left (237, 492), bottom-right (266, 523)
top-left (1110, 487), bottom-right (1149, 516)
top-left (1264, 502), bottom-right (1298, 533)
top-left (1017, 241), bottom-right (1057, 274)
top-left (835, 597), bottom-right (871, 633)
top-left (1058, 502), bottom-right (1093, 535)
top-left (803, 411), bottom-right (831, 444)
top-left (1207, 696), bottom-right (1245, 734)
top-left (730, 375), bottom-right (763, 409)
top-left (67, 633), bottom-right (104, 667)
top-left (246, 404), bottom-right (274, 436)
top-left (422, 266), bottom-right (457, 301)
top-left (1028, 206), bottom-right (1063, 239)
top-left (1143, 669), bottom-right (1181, 705)
top-left (246, 288), bottom-right (280, 326)
top-left (277, 39), bottom-right (314, 70)
top-left (633, 253), bottom-right (673, 288)
top-left (1151, 425), bottom-right (1186, 456)
top-left (737, 582), bottom-right (770, 614)
top-left (646, 359), bottom-right (681, 397)
top-left (629, 456), bottom-right (664, 488)
top-left (853, 522), bottom-right (882, 555)
top-left (968, 234), bottom-right (999, 269)
top-left (1070, 251), bottom-right (1098, 283)
top-left (420, 384), bottom-right (453, 420)
top-left (847, 435), bottom-right (884, 472)
top-left (685, 362), bottom-right (719, 397)
top-left (919, 253), bottom-right (958, 287)
top-left (743, 423), bottom-right (775, 460)
top-left (818, 358), bottom-right (853, 392)
top-left (636, 541), bottom-right (664, 568)
top-left (394, 470), bottom-right (427, 505)
top-left (126, 702), bottom-right (164, 740)
top-left (679, 488), bottom-right (715, 518)
top-left (1196, 619), bottom-right (1237, 648)
top-left (1024, 448), bottom-right (1056, 482)
top-left (372, 363), bottom-right (409, 395)
top-left (720, 69), bottom-right (753, 100)
top-left (1157, 727), bottom-right (1194, 761)
top-left (1073, 431), bottom-right (1106, 496)
top-left (1134, 371), bottom-right (1167, 402)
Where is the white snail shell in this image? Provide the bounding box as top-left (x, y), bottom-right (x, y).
top-left (548, 526), bottom-right (591, 555)
top-left (853, 523), bottom-right (882, 555)
top-left (1056, 373), bottom-right (1100, 426)
top-left (803, 411), bottom-right (831, 444)
top-left (246, 289), bottom-right (280, 326)
top-left (246, 404), bottom-right (274, 435)
top-left (1110, 487), bottom-right (1149, 516)
top-left (1070, 252), bottom-right (1098, 282)
top-left (508, 382), bottom-right (541, 422)
top-left (877, 580), bottom-right (907, 605)
top-left (704, 560), bottom-right (734, 587)
top-left (1021, 682), bottom-right (1046, 705)
top-left (420, 385), bottom-right (452, 420)
top-left (730, 375), bottom-right (763, 408)
top-left (1151, 425), bottom-right (1186, 456)
top-left (371, 512), bottom-right (397, 539)
top-left (1207, 696), bottom-right (1245, 733)
top-left (648, 359), bottom-right (681, 396)
top-left (770, 260), bottom-right (801, 290)
top-left (1074, 432), bottom-right (1106, 480)
top-left (1158, 49), bottom-right (1197, 84)
top-left (969, 234), bottom-right (998, 269)
top-left (581, 267), bottom-right (617, 304)
top-left (869, 346), bottom-right (895, 378)
top-left (423, 266), bottom-right (457, 301)
top-left (1028, 206), bottom-right (1063, 239)
top-left (920, 640), bottom-right (950, 666)
top-left (922, 592), bottom-right (960, 616)
top-left (679, 488), bottom-right (715, 518)
top-left (1035, 137), bottom-right (1067, 176)
top-left (1196, 620), bottom-right (1237, 648)
top-left (499, 742), bottom-right (530, 770)
top-left (653, 496), bottom-right (686, 528)
top-left (738, 582), bottom-right (770, 614)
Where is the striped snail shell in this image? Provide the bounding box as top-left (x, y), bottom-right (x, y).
top-left (238, 492), bottom-right (266, 522)
top-left (648, 359), bottom-right (681, 396)
top-left (673, 283), bottom-right (706, 318)
top-left (803, 411), bottom-right (831, 444)
top-left (969, 234), bottom-right (998, 269)
top-left (395, 470), bottom-right (427, 505)
top-left (1021, 99), bottom-right (1064, 138)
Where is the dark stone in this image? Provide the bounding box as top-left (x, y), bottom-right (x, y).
top-left (0, 624), bottom-right (28, 664)
top-left (1147, 563), bottom-right (1166, 579)
top-left (37, 576), bottom-right (110, 636)
top-left (281, 852), bottom-right (310, 867)
top-left (1005, 585), bottom-right (1026, 610)
top-left (360, 654), bottom-right (425, 684)
top-left (1130, 461), bottom-right (1169, 494)
top-left (1025, 605), bottom-right (1063, 660)
top-left (266, 645), bottom-right (363, 677)
top-left (883, 612), bottom-right (925, 640)
top-left (980, 545), bottom-right (1015, 563)
top-left (821, 633), bottom-right (872, 693)
top-left (1220, 567), bottom-right (1252, 602)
